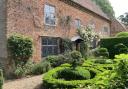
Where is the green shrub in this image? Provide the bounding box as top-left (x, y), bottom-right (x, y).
top-left (0, 70), bottom-right (3, 89)
top-left (8, 34), bottom-right (33, 64)
top-left (43, 67), bottom-right (99, 89)
top-left (69, 51), bottom-right (84, 68)
top-left (94, 48), bottom-right (109, 58)
top-left (31, 61), bottom-right (51, 75)
top-left (14, 64), bottom-right (25, 78)
top-left (57, 67), bottom-right (91, 80)
top-left (116, 32), bottom-right (128, 37)
top-left (100, 37), bottom-right (128, 58)
top-left (114, 43), bottom-right (128, 55)
top-left (94, 59), bottom-right (106, 64)
top-left (46, 55), bottom-right (66, 67)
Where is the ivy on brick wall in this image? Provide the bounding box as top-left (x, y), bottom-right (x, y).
top-left (8, 34), bottom-right (33, 64)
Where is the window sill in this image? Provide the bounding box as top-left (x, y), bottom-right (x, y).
top-left (44, 24), bottom-right (57, 27)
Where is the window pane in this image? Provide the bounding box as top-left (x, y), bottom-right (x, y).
top-left (50, 6), bottom-right (55, 13)
top-left (44, 4), bottom-right (50, 13)
top-left (48, 38), bottom-right (53, 45)
top-left (53, 46), bottom-right (58, 55)
top-left (47, 46), bottom-right (53, 55)
top-left (75, 19), bottom-right (81, 28)
top-left (42, 46), bottom-right (48, 57)
top-left (42, 38), bottom-right (48, 45)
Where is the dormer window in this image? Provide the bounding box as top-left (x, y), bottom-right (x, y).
top-left (44, 4), bottom-right (56, 26)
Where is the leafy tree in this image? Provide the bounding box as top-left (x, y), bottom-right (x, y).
top-left (118, 13), bottom-right (128, 26)
top-left (92, 0), bottom-right (115, 18)
top-left (77, 26), bottom-right (95, 59)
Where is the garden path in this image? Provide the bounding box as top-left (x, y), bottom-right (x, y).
top-left (3, 75), bottom-right (43, 89)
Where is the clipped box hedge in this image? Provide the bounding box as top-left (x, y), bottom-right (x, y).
top-left (42, 67), bottom-right (101, 89)
top-left (100, 37), bottom-right (128, 58)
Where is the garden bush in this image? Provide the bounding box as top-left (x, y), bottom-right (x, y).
top-left (14, 64), bottom-right (25, 78)
top-left (94, 48), bottom-right (109, 58)
top-left (100, 37), bottom-right (128, 58)
top-left (116, 32), bottom-right (128, 37)
top-left (114, 43), bottom-right (128, 55)
top-left (45, 55), bottom-right (66, 67)
top-left (8, 34), bottom-right (33, 64)
top-left (0, 70), bottom-right (3, 89)
top-left (69, 51), bottom-right (84, 68)
top-left (57, 67), bottom-right (91, 80)
top-left (31, 61), bottom-right (51, 75)
top-left (43, 66), bottom-right (100, 89)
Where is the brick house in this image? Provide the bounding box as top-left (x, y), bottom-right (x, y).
top-left (0, 0), bottom-right (111, 71)
top-left (111, 18), bottom-right (127, 36)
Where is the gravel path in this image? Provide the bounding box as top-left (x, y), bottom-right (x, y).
top-left (3, 75), bottom-right (43, 89)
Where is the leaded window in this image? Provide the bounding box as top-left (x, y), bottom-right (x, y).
top-left (44, 4), bottom-right (56, 26)
top-left (42, 37), bottom-right (59, 57)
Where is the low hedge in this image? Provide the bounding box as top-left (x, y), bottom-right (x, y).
top-left (100, 37), bottom-right (128, 58)
top-left (43, 67), bottom-right (101, 89)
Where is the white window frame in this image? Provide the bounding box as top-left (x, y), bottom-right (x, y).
top-left (44, 4), bottom-right (57, 26)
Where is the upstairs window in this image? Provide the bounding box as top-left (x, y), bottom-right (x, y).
top-left (103, 27), bottom-right (109, 33)
top-left (75, 19), bottom-right (81, 29)
top-left (44, 4), bottom-right (56, 26)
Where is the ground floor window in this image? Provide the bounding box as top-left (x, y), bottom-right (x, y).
top-left (42, 37), bottom-right (59, 57)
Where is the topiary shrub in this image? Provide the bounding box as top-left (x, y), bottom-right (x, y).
top-left (114, 43), bottom-right (128, 55)
top-left (116, 32), bottom-right (128, 37)
top-left (69, 51), bottom-right (84, 69)
top-left (8, 34), bottom-right (33, 64)
top-left (94, 48), bottom-right (109, 58)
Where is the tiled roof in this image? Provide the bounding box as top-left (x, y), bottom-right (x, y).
top-left (71, 0), bottom-right (110, 20)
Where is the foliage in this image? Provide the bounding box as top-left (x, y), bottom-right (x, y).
top-left (114, 43), bottom-right (128, 55)
top-left (78, 26), bottom-right (95, 58)
top-left (118, 12), bottom-right (128, 26)
top-left (100, 37), bottom-right (128, 58)
top-left (43, 66), bottom-right (99, 89)
top-left (8, 34), bottom-right (33, 64)
top-left (31, 61), bottom-right (51, 75)
top-left (14, 64), bottom-right (25, 78)
top-left (62, 38), bottom-right (72, 52)
top-left (14, 60), bottom-right (51, 78)
top-left (94, 48), bottom-right (109, 58)
top-left (57, 67), bottom-right (91, 80)
top-left (115, 54), bottom-right (128, 61)
top-left (92, 0), bottom-right (115, 18)
top-left (0, 70), bottom-right (3, 89)
top-left (116, 32), bottom-right (128, 37)
top-left (45, 54), bottom-right (66, 67)
top-left (109, 60), bottom-right (128, 88)
top-left (69, 51), bottom-right (84, 69)
top-left (94, 59), bottom-right (107, 64)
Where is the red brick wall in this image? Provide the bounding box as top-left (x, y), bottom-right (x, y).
top-left (111, 19), bottom-right (126, 36)
top-left (6, 0), bottom-right (111, 61)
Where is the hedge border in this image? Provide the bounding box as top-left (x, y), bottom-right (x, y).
top-left (43, 66), bottom-right (101, 88)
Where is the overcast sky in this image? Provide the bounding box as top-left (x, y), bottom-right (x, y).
top-left (109, 0), bottom-right (128, 17)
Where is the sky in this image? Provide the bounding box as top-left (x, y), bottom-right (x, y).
top-left (109, 0), bottom-right (128, 17)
